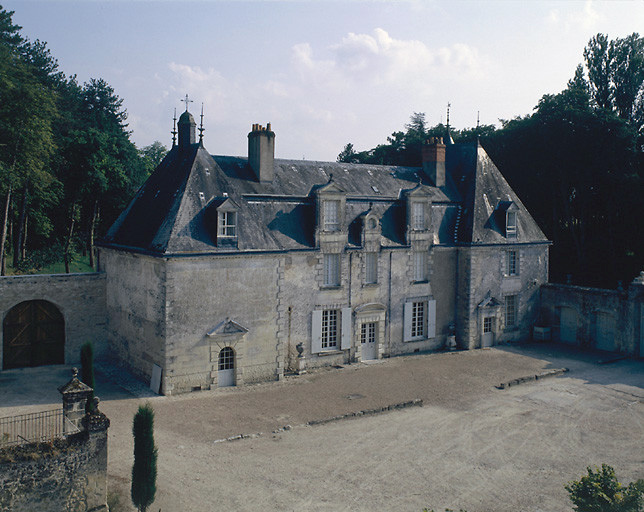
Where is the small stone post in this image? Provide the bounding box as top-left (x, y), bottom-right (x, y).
top-left (58, 367), bottom-right (93, 433)
top-left (296, 342), bottom-right (307, 375)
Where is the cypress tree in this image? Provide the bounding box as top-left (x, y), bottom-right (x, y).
top-left (80, 342), bottom-right (95, 411)
top-left (131, 404), bottom-right (157, 512)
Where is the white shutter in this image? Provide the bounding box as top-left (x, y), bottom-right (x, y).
top-left (311, 310), bottom-right (323, 353)
top-left (341, 307), bottom-right (352, 350)
top-left (403, 301), bottom-right (413, 342)
top-left (427, 299), bottom-right (436, 338)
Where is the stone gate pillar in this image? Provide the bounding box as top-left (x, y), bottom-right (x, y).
top-left (58, 367), bottom-right (93, 432)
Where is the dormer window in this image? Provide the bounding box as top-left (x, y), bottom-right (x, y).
top-left (412, 202), bottom-right (425, 231)
top-left (206, 196), bottom-right (239, 247)
top-left (218, 211), bottom-right (237, 238)
top-left (324, 200), bottom-right (340, 231)
top-left (506, 211), bottom-right (517, 239)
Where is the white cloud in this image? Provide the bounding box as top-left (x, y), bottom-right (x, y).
top-left (156, 29), bottom-right (493, 160)
top-left (545, 0), bottom-right (602, 32)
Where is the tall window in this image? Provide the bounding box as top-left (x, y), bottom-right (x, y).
top-left (506, 211), bottom-right (517, 238)
top-left (365, 252), bottom-right (378, 284)
top-left (413, 251), bottom-right (427, 282)
top-left (412, 202), bottom-right (425, 230)
top-left (323, 253), bottom-right (340, 286)
top-left (505, 295), bottom-right (518, 327)
top-left (361, 322), bottom-right (376, 344)
top-left (321, 309), bottom-right (338, 349)
top-left (506, 250), bottom-right (518, 276)
top-left (324, 200), bottom-right (340, 231)
top-left (218, 211), bottom-right (237, 237)
top-left (411, 301), bottom-right (426, 338)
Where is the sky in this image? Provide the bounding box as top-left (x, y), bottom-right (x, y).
top-left (4, 0), bottom-right (644, 161)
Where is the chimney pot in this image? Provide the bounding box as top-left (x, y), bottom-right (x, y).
top-left (248, 122), bottom-right (275, 182)
top-left (422, 137), bottom-right (446, 187)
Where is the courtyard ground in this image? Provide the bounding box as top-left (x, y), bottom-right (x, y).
top-left (1, 343), bottom-right (642, 512)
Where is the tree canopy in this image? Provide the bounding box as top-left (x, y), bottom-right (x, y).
top-left (0, 5), bottom-right (168, 274)
top-left (338, 33), bottom-right (644, 288)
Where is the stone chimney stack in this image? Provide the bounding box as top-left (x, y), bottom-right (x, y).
top-left (422, 137), bottom-right (446, 187)
top-left (248, 123), bottom-right (275, 182)
top-left (178, 110), bottom-right (196, 148)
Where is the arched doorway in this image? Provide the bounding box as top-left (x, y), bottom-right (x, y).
top-left (3, 300), bottom-right (65, 370)
top-left (218, 347), bottom-right (235, 387)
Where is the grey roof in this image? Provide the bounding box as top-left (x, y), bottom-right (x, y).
top-left (100, 140), bottom-right (547, 256)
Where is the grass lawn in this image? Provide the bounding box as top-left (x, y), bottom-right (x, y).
top-left (4, 254), bottom-right (95, 275)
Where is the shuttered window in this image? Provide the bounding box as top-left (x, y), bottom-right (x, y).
top-left (311, 308), bottom-right (352, 353)
top-left (403, 299), bottom-right (436, 341)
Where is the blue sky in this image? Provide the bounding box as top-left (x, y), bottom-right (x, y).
top-left (4, 0), bottom-right (644, 160)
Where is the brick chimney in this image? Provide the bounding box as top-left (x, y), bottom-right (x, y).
top-left (422, 137), bottom-right (446, 187)
top-left (248, 123), bottom-right (275, 182)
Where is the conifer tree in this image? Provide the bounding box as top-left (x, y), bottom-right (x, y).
top-left (80, 342), bottom-right (95, 411)
top-left (131, 404), bottom-right (157, 512)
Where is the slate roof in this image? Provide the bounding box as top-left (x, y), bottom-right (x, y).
top-left (100, 139), bottom-right (547, 256)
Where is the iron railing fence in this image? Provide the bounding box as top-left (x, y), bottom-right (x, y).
top-left (0, 408), bottom-right (80, 447)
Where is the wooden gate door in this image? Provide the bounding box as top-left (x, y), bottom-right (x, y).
top-left (3, 301), bottom-right (65, 370)
top-left (594, 312), bottom-right (615, 352)
top-left (559, 307), bottom-right (577, 344)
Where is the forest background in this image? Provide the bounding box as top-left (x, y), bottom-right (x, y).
top-left (1, 6), bottom-right (643, 288)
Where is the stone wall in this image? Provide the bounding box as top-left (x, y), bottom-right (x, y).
top-left (0, 374), bottom-right (110, 512)
top-left (99, 248), bottom-right (167, 386)
top-left (0, 273), bottom-right (107, 369)
top-left (0, 428), bottom-right (109, 512)
top-left (539, 275), bottom-right (644, 356)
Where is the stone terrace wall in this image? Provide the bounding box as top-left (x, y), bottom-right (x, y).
top-left (0, 273), bottom-right (107, 369)
top-left (0, 418), bottom-right (109, 512)
top-left (540, 280), bottom-right (642, 356)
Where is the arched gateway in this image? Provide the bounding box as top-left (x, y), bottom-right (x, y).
top-left (3, 300), bottom-right (65, 370)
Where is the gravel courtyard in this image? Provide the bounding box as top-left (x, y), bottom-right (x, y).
top-left (2, 343), bottom-right (642, 511)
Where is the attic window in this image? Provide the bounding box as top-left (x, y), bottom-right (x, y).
top-left (218, 211), bottom-right (237, 238)
top-left (323, 200), bottom-right (340, 232)
top-left (199, 192), bottom-right (205, 201)
top-left (412, 202), bottom-right (425, 231)
top-left (205, 168), bottom-right (210, 176)
top-left (506, 211), bottom-right (517, 238)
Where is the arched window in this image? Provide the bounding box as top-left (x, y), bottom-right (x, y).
top-left (218, 347), bottom-right (235, 371)
top-left (3, 300), bottom-right (65, 369)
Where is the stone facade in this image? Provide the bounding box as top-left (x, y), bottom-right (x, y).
top-left (94, 112), bottom-right (551, 395)
top-left (0, 273), bottom-right (107, 370)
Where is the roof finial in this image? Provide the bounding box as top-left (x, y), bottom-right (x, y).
top-left (445, 102), bottom-right (454, 145)
top-left (476, 110), bottom-right (481, 145)
top-left (198, 103), bottom-right (205, 146)
top-left (181, 94), bottom-right (193, 112)
top-left (171, 108), bottom-right (177, 147)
